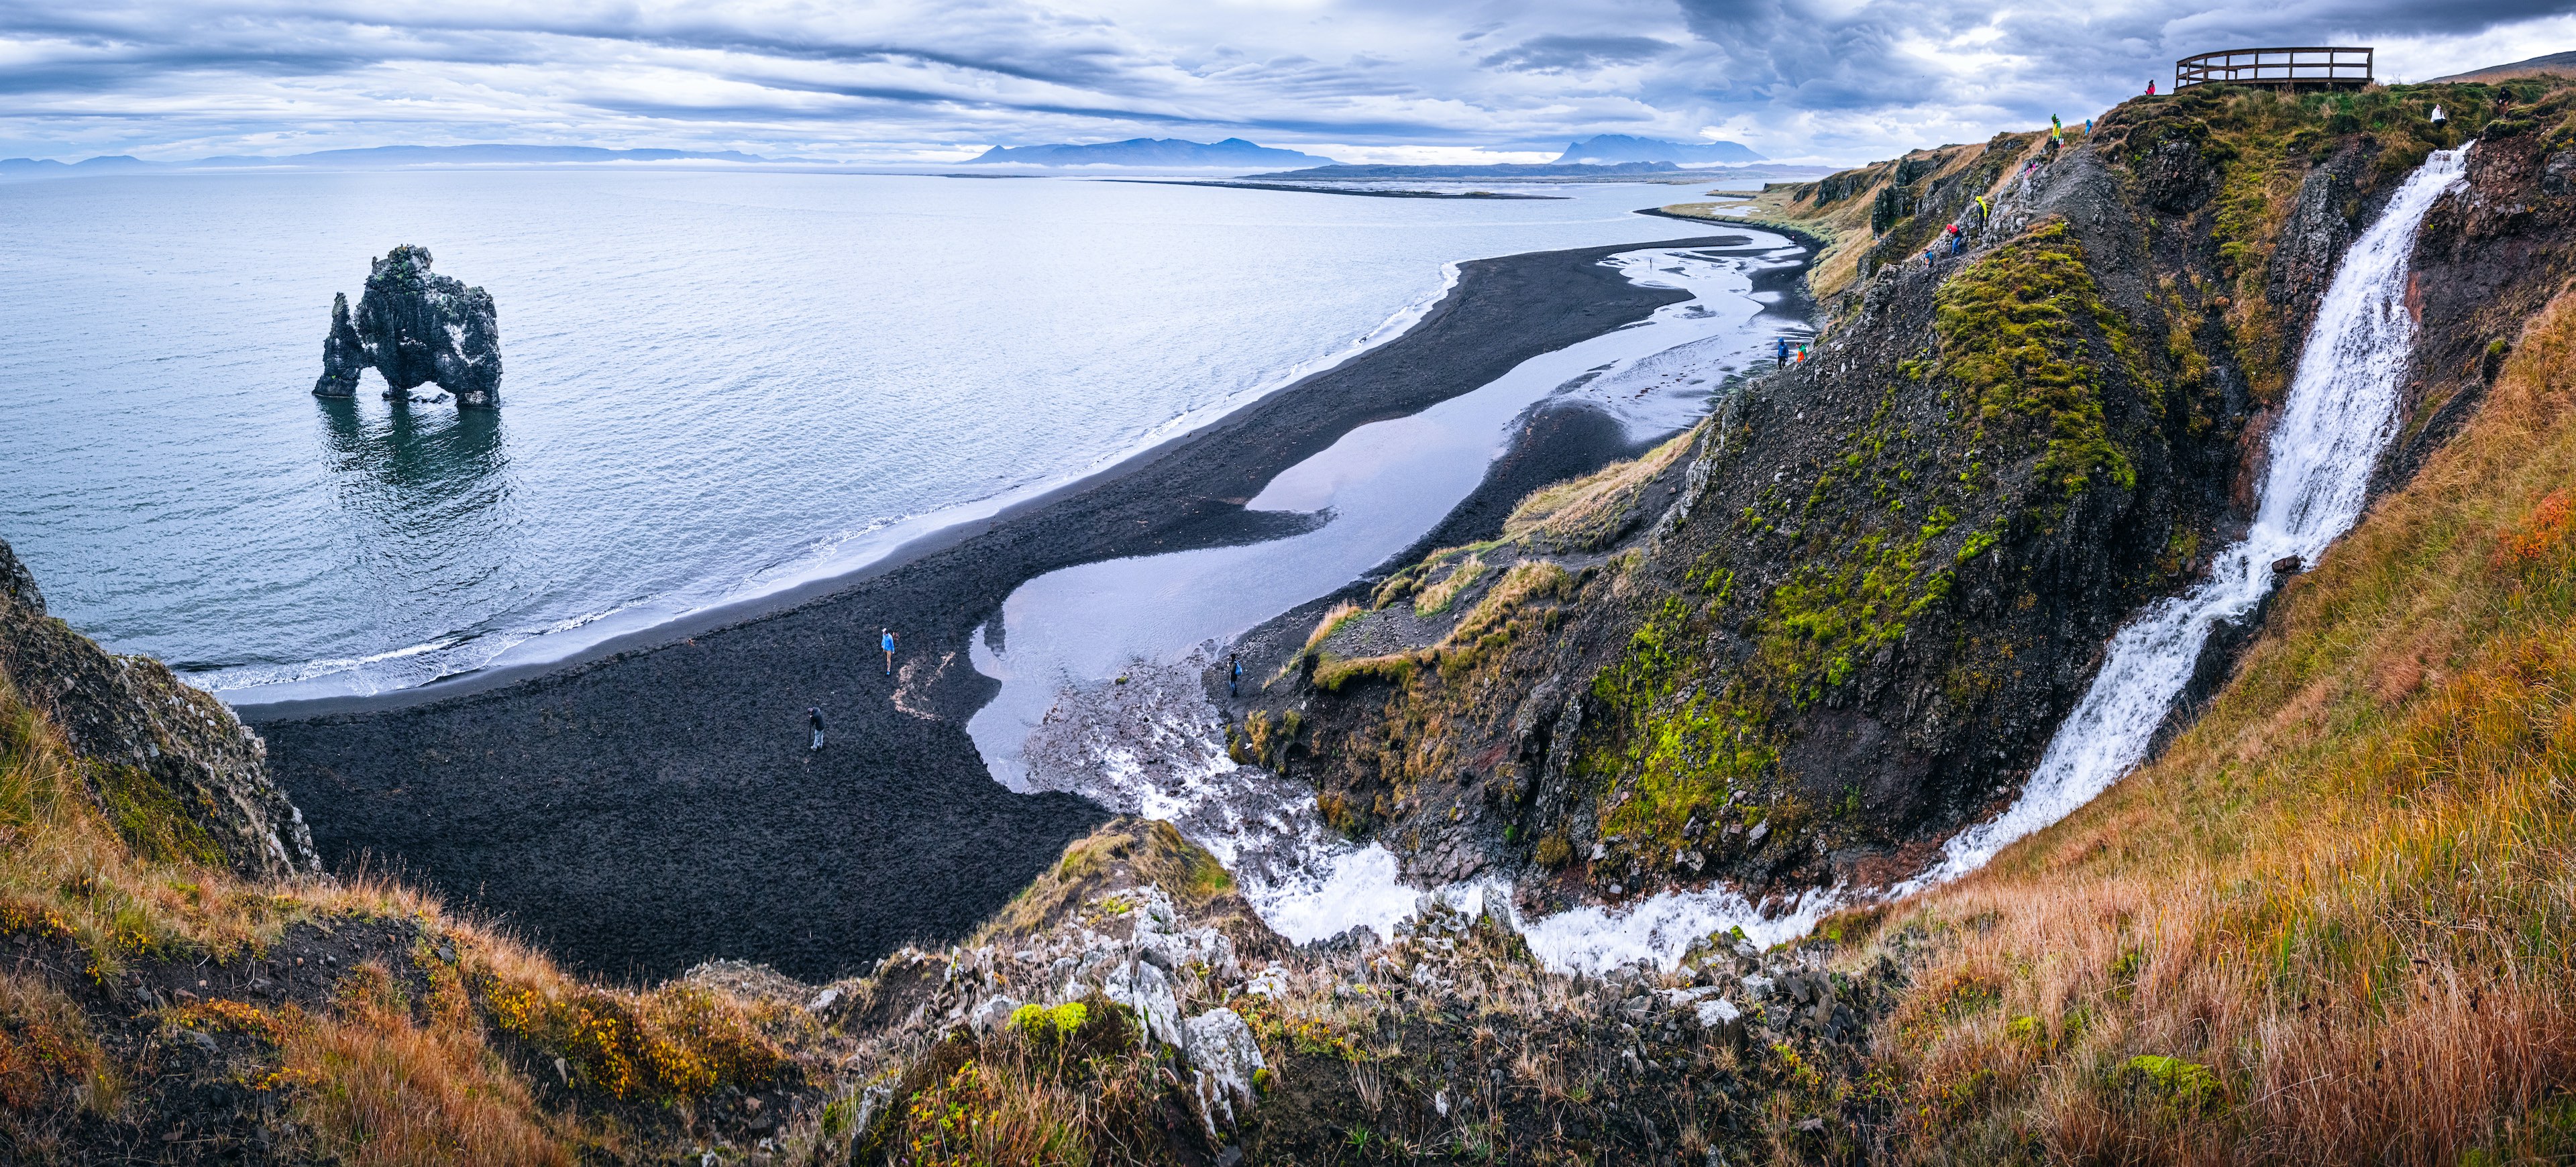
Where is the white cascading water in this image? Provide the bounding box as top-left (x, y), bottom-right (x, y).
top-left (1909, 145), bottom-right (2471, 887)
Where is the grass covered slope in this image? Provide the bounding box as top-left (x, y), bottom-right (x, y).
top-left (0, 606), bottom-right (824, 1162)
top-left (1844, 287), bottom-right (2576, 1162)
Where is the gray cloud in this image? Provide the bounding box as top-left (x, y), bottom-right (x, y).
top-left (1481, 35), bottom-right (1676, 72)
top-left (0, 0), bottom-right (2567, 164)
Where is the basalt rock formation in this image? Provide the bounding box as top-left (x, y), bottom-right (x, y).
top-left (1248, 81), bottom-right (2576, 917)
top-left (0, 537), bottom-right (319, 879)
top-left (312, 243), bottom-right (502, 406)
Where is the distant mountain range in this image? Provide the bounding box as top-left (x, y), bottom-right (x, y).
top-left (1553, 134), bottom-right (1764, 166)
top-left (965, 137), bottom-right (1336, 168)
top-left (1248, 161), bottom-right (1689, 180)
top-left (0, 144), bottom-right (822, 180)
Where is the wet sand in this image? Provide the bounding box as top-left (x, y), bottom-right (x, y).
top-left (248, 234), bottom-right (1752, 982)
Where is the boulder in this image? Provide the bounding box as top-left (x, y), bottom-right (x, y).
top-left (0, 537), bottom-right (319, 879)
top-left (1182, 1007), bottom-right (1267, 1136)
top-left (1103, 958), bottom-right (1181, 1049)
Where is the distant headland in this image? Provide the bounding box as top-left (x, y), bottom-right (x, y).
top-left (1554, 133), bottom-right (1766, 165)
top-left (963, 137), bottom-right (1337, 168)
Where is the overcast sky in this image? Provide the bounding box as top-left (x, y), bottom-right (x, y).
top-left (3, 1), bottom-right (2571, 166)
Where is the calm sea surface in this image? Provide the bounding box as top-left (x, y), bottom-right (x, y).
top-left (0, 170), bottom-right (1729, 697)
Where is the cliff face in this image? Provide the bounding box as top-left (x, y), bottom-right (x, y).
top-left (312, 243), bottom-right (502, 406)
top-left (1258, 82), bottom-right (2576, 914)
top-left (0, 537), bottom-right (318, 879)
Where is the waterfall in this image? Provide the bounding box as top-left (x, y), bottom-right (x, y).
top-left (1908, 145), bottom-right (2471, 888)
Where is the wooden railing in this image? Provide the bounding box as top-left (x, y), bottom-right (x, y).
top-left (2175, 47), bottom-right (2373, 91)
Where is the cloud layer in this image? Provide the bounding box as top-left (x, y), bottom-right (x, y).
top-left (1, 0), bottom-right (2568, 165)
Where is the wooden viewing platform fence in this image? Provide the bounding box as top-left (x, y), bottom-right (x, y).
top-left (2175, 47), bottom-right (2374, 92)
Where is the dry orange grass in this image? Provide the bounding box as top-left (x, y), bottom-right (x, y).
top-left (1856, 290), bottom-right (2576, 1164)
top-left (282, 963), bottom-right (574, 1167)
top-left (0, 659), bottom-right (792, 1161)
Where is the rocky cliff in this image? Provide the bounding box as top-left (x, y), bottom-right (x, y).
top-left (0, 537), bottom-right (317, 879)
top-left (1245, 80), bottom-right (2576, 918)
top-left (312, 244), bottom-right (502, 406)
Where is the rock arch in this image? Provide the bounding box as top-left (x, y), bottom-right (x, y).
top-left (313, 245), bottom-right (502, 407)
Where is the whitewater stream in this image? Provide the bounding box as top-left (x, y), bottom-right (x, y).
top-left (1909, 144), bottom-right (2471, 887)
top-left (967, 147), bottom-right (2468, 972)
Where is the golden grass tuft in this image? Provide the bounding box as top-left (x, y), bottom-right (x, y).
top-left (1858, 288), bottom-right (2576, 1162)
top-left (1301, 600), bottom-right (1364, 657)
top-left (975, 820), bottom-right (1237, 943)
top-left (1503, 429), bottom-right (1697, 551)
top-left (282, 962), bottom-right (574, 1166)
top-left (885, 1001), bottom-right (1161, 1167)
top-left (1413, 551), bottom-right (1489, 617)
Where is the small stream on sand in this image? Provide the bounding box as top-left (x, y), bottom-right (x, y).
top-left (966, 237), bottom-right (1809, 957)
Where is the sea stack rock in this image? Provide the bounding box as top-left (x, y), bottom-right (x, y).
top-left (311, 245), bottom-right (502, 406)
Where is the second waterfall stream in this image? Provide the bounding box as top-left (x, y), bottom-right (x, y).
top-left (1912, 144), bottom-right (2473, 887)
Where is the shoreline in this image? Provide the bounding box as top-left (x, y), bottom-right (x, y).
top-left (223, 266), bottom-right (1472, 720)
top-left (250, 231), bottom-right (1763, 982)
top-left (1635, 205), bottom-right (1835, 254)
top-left (1110, 179), bottom-right (1568, 201)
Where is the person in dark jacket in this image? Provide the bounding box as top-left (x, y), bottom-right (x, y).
top-left (1229, 654), bottom-right (1242, 698)
top-left (808, 707), bottom-right (825, 751)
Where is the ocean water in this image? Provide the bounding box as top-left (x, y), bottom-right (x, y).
top-left (0, 170), bottom-right (1733, 697)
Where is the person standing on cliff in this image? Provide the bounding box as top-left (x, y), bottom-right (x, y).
top-left (808, 706), bottom-right (826, 751)
top-left (1775, 337), bottom-right (1790, 368)
top-left (881, 628), bottom-right (896, 676)
top-left (1229, 654), bottom-right (1242, 698)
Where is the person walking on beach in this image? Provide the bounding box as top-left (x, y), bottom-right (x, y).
top-left (808, 706), bottom-right (826, 751)
top-left (881, 628), bottom-right (896, 676)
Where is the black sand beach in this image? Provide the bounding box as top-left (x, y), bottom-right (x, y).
top-left (248, 232), bottom-right (1775, 982)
